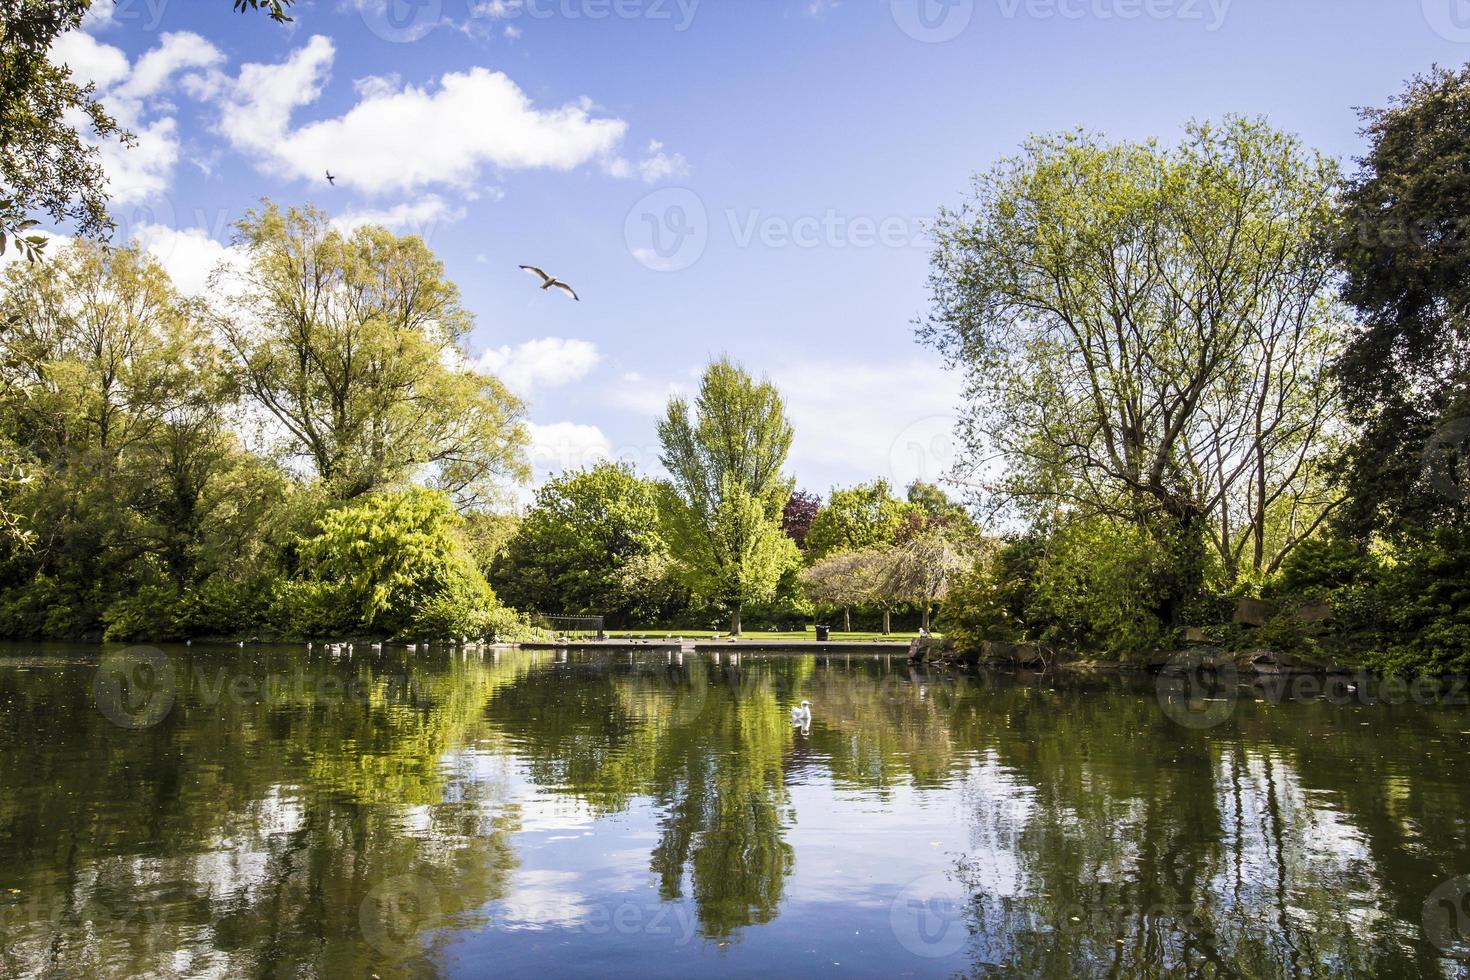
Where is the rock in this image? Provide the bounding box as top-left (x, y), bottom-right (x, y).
top-left (1233, 598), bottom-right (1274, 627)
top-left (1248, 648), bottom-right (1321, 674)
top-left (1295, 601), bottom-right (1335, 624)
top-left (1184, 627), bottom-right (1208, 643)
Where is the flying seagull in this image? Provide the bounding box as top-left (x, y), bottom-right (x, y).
top-left (325, 171), bottom-right (336, 186)
top-left (520, 265), bottom-right (580, 302)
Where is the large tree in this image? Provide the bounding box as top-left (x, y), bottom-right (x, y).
top-left (0, 240), bottom-right (276, 631)
top-left (0, 0), bottom-right (294, 258)
top-left (215, 203), bottom-right (529, 507)
top-left (658, 358), bottom-right (798, 635)
top-left (922, 117), bottom-right (1347, 586)
top-left (1334, 66), bottom-right (1470, 539)
top-left (492, 462), bottom-right (682, 625)
top-left (803, 479), bottom-right (917, 559)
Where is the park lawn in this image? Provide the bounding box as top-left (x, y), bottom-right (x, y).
top-left (604, 629), bottom-right (928, 642)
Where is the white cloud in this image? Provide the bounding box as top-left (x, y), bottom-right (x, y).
top-left (50, 27), bottom-right (223, 205)
top-left (637, 141), bottom-right (690, 183)
top-left (333, 195), bottom-right (465, 236)
top-left (606, 374), bottom-right (692, 417)
top-left (525, 421), bottom-right (613, 482)
top-left (474, 338), bottom-right (602, 395)
top-left (770, 358), bottom-right (965, 492)
top-left (212, 38), bottom-right (633, 196)
top-left (132, 224), bottom-right (243, 298)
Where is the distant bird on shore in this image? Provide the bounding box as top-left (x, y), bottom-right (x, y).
top-left (519, 265), bottom-right (580, 301)
top-left (325, 171), bottom-right (336, 186)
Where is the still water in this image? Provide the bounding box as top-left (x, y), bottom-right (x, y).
top-left (0, 643), bottom-right (1467, 978)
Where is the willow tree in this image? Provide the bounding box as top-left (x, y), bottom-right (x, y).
top-left (921, 117), bottom-right (1346, 586)
top-left (214, 203), bottom-right (528, 507)
top-left (658, 358), bottom-right (798, 635)
top-left (885, 528), bottom-right (971, 631)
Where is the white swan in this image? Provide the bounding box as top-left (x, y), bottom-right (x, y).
top-left (790, 700), bottom-right (812, 726)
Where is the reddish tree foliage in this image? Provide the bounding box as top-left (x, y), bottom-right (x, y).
top-left (782, 490), bottom-right (821, 548)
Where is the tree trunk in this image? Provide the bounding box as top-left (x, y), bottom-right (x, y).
top-left (843, 606), bottom-right (851, 632)
top-left (731, 605), bottom-right (742, 637)
top-left (882, 608), bottom-right (891, 635)
top-left (921, 605), bottom-right (930, 631)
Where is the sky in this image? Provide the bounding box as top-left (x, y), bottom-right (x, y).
top-left (43, 0), bottom-right (1470, 505)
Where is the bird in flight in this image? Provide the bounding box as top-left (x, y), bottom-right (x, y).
top-left (325, 171), bottom-right (337, 186)
top-left (520, 265), bottom-right (580, 302)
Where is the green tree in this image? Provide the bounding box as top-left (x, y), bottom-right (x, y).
top-left (0, 0), bottom-right (294, 259)
top-left (288, 487), bottom-right (500, 638)
top-left (804, 479), bottom-right (917, 559)
top-left (658, 358), bottom-right (798, 635)
top-left (884, 527), bottom-right (972, 631)
top-left (0, 1), bottom-right (124, 258)
top-left (0, 239), bottom-right (248, 634)
top-left (799, 549), bottom-right (871, 632)
top-left (1334, 66), bottom-right (1470, 540)
top-left (492, 462), bottom-right (681, 625)
top-left (216, 203), bottom-right (529, 507)
top-left (922, 118), bottom-right (1346, 589)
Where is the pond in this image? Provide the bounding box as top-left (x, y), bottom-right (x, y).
top-left (0, 643), bottom-right (1466, 978)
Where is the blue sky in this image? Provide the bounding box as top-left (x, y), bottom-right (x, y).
top-left (50, 0), bottom-right (1470, 504)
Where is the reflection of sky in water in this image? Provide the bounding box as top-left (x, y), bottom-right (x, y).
top-left (0, 647), bottom-right (1467, 978)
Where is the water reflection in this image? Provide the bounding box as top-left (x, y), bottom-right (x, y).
top-left (0, 644), bottom-right (1465, 977)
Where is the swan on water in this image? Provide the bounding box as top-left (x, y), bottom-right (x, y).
top-left (791, 700), bottom-right (812, 726)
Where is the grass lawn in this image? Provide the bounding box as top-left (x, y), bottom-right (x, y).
top-left (604, 629), bottom-right (928, 643)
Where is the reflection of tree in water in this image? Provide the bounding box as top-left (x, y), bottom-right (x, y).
top-left (485, 654), bottom-right (809, 940)
top-left (2, 647), bottom-right (1467, 976)
top-left (647, 678), bottom-right (794, 940)
top-left (0, 647), bottom-right (533, 979)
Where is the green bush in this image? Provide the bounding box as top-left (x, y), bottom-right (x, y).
top-left (1370, 530), bottom-right (1470, 675)
top-left (101, 585), bottom-right (182, 641)
top-left (1030, 518), bottom-right (1169, 659)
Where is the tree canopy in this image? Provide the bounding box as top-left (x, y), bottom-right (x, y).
top-left (922, 117), bottom-right (1346, 586)
top-left (658, 359), bottom-right (799, 634)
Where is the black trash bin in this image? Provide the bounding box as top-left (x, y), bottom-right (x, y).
top-left (815, 625), bottom-right (830, 642)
